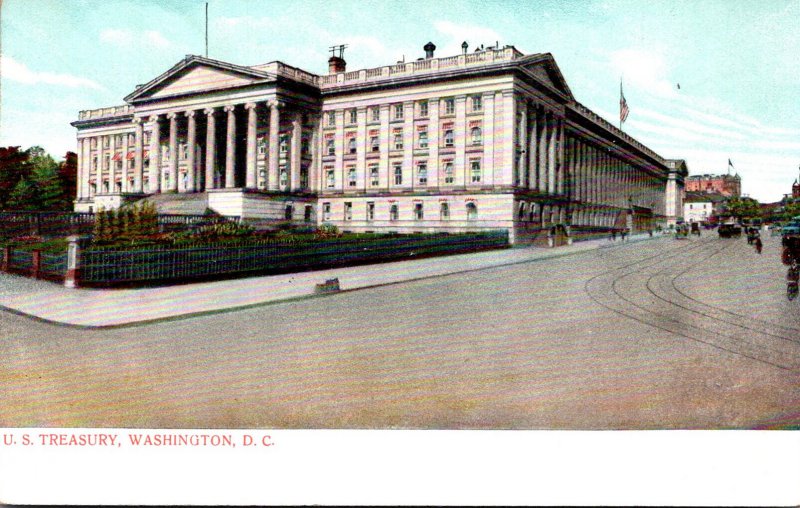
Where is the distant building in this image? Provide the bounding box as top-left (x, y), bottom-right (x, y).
top-left (792, 167), bottom-right (800, 199)
top-left (683, 191), bottom-right (726, 223)
top-left (685, 173), bottom-right (741, 197)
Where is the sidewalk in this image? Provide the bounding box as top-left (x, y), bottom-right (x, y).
top-left (0, 233), bottom-right (661, 327)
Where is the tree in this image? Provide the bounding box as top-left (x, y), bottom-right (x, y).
top-left (721, 196), bottom-right (761, 222)
top-left (0, 146), bottom-right (32, 210)
top-left (58, 151), bottom-right (78, 207)
top-left (6, 177), bottom-right (38, 211)
top-left (29, 152), bottom-right (63, 210)
top-left (782, 200), bottom-right (800, 221)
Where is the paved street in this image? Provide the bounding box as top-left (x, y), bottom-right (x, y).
top-left (1, 234), bottom-right (798, 429)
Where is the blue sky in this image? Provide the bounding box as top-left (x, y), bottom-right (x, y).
top-left (1, 0), bottom-right (798, 201)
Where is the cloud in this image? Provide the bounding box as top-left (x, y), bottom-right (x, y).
top-left (610, 47), bottom-right (677, 100)
top-left (1, 55), bottom-right (105, 91)
top-left (100, 28), bottom-right (172, 49)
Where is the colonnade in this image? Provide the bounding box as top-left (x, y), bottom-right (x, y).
top-left (515, 99), bottom-right (565, 195)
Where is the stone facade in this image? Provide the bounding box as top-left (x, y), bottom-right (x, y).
top-left (72, 44), bottom-right (678, 243)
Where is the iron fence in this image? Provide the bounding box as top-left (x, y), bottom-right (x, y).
top-left (39, 253), bottom-right (68, 281)
top-left (79, 231), bottom-right (508, 284)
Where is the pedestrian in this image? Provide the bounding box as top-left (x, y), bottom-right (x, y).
top-left (610, 230), bottom-right (616, 241)
top-left (621, 229), bottom-right (627, 242)
top-left (755, 237), bottom-right (763, 254)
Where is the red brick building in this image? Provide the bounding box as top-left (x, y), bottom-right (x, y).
top-left (685, 173), bottom-right (741, 197)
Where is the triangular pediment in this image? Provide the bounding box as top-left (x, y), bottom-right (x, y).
top-left (125, 55), bottom-right (273, 103)
top-left (520, 54), bottom-right (574, 101)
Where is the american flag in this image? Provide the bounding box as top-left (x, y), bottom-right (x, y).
top-left (620, 81), bottom-right (630, 124)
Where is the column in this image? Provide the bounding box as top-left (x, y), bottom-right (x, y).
top-left (557, 119), bottom-right (565, 195)
top-left (309, 115), bottom-right (320, 192)
top-left (528, 101), bottom-right (537, 191)
top-left (245, 102), bottom-right (258, 189)
top-left (148, 115), bottom-right (161, 193)
top-left (517, 100), bottom-right (527, 188)
top-left (429, 98), bottom-right (440, 187)
top-left (121, 130), bottom-right (129, 192)
top-left (500, 91), bottom-right (514, 187)
top-left (109, 133), bottom-right (117, 193)
top-left (379, 104), bottom-right (390, 189)
top-left (224, 105), bottom-right (236, 188)
top-left (356, 107), bottom-right (367, 191)
top-left (133, 118), bottom-right (144, 193)
top-left (290, 110), bottom-right (303, 191)
top-left (538, 108), bottom-right (547, 192)
top-left (167, 112), bottom-right (178, 191)
top-left (548, 113), bottom-right (556, 194)
top-left (481, 92), bottom-right (494, 186)
top-left (75, 139), bottom-right (83, 201)
top-left (185, 110), bottom-right (197, 192)
top-left (403, 101), bottom-right (414, 189)
top-left (204, 108), bottom-right (217, 190)
top-left (268, 101), bottom-right (281, 191)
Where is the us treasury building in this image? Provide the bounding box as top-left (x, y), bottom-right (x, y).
top-left (71, 42), bottom-right (686, 244)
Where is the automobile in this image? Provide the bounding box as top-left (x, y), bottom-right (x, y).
top-left (718, 222), bottom-right (742, 238)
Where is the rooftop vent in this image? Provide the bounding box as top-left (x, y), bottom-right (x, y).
top-left (424, 41), bottom-right (436, 59)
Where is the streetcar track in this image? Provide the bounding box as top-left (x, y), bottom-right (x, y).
top-left (585, 237), bottom-right (800, 372)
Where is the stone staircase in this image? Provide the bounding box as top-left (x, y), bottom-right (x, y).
top-left (134, 192), bottom-right (209, 215)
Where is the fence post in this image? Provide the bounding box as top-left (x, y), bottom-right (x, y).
top-left (65, 235), bottom-right (90, 288)
top-left (31, 250), bottom-right (41, 279)
top-left (1, 246), bottom-right (9, 272)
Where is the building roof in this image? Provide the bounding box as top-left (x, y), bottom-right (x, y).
top-left (684, 191), bottom-right (727, 203)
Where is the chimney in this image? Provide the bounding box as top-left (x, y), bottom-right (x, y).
top-left (328, 55), bottom-right (346, 74)
top-left (424, 41), bottom-right (436, 59)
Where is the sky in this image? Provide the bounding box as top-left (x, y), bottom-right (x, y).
top-left (1, 0), bottom-right (799, 202)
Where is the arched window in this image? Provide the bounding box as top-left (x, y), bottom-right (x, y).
top-left (466, 202), bottom-right (478, 221)
top-left (443, 129), bottom-right (454, 147)
top-left (389, 204), bottom-right (399, 221)
top-left (471, 127), bottom-right (482, 146)
top-left (440, 202), bottom-right (450, 220)
top-left (518, 202), bottom-right (527, 221)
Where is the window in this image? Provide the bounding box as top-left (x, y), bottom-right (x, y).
top-left (92, 157), bottom-right (98, 171)
top-left (471, 127), bottom-right (482, 146)
top-left (181, 144), bottom-right (188, 159)
top-left (440, 202), bottom-right (450, 220)
top-left (326, 138), bottom-right (335, 156)
top-left (304, 205), bottom-right (313, 223)
top-left (418, 130), bottom-right (428, 149)
top-left (417, 163), bottom-right (428, 185)
top-left (470, 160), bottom-right (481, 182)
top-left (348, 137), bottom-right (357, 154)
top-left (104, 155), bottom-right (110, 169)
top-left (394, 104), bottom-right (404, 120)
top-left (419, 101), bottom-right (428, 117)
top-left (414, 203), bottom-right (424, 220)
top-left (327, 111), bottom-right (336, 126)
top-left (300, 167), bottom-right (309, 189)
top-left (259, 170), bottom-right (267, 189)
top-left (443, 161), bottom-right (454, 184)
top-left (367, 202), bottom-right (375, 221)
top-left (326, 168), bottom-right (335, 188)
top-left (471, 95), bottom-right (482, 112)
top-left (393, 132), bottom-right (403, 150)
top-left (390, 204), bottom-right (399, 221)
top-left (301, 138), bottom-right (309, 155)
top-left (369, 164), bottom-right (379, 186)
top-left (443, 129), bottom-right (454, 147)
top-left (103, 136), bottom-right (110, 148)
top-left (258, 137), bottom-right (266, 155)
top-left (344, 202), bottom-right (352, 221)
top-left (285, 205), bottom-right (293, 220)
top-left (347, 166), bottom-right (357, 187)
top-left (116, 134), bottom-right (123, 145)
top-left (518, 202), bottom-right (527, 221)
top-left (370, 136), bottom-right (380, 152)
top-left (466, 202), bottom-right (478, 221)
top-left (279, 167), bottom-right (288, 187)
top-left (371, 107), bottom-right (380, 122)
top-left (393, 164), bottom-right (403, 185)
top-left (443, 98), bottom-right (455, 115)
top-left (322, 202), bottom-right (331, 221)
top-left (279, 135), bottom-right (289, 153)
top-left (349, 109), bottom-right (357, 124)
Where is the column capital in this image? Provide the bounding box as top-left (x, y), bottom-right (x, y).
top-left (224, 105), bottom-right (236, 113)
top-left (148, 114), bottom-right (161, 123)
top-left (203, 107), bottom-right (217, 116)
top-left (184, 110), bottom-right (196, 118)
top-left (268, 100), bottom-right (283, 109)
top-left (167, 111), bottom-right (179, 120)
top-left (244, 102), bottom-right (257, 110)
top-left (132, 116), bottom-right (145, 125)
